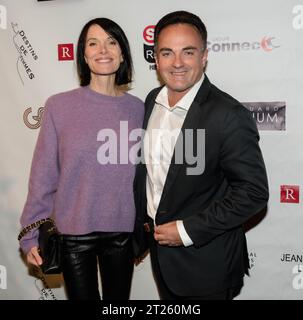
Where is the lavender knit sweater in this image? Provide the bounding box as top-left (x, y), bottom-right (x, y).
top-left (20, 86), bottom-right (144, 254)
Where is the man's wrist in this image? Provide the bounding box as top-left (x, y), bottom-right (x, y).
top-left (176, 220), bottom-right (193, 247)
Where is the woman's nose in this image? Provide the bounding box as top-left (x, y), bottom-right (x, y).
top-left (99, 43), bottom-right (107, 54)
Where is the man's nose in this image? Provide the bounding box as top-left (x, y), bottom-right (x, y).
top-left (172, 53), bottom-right (184, 68)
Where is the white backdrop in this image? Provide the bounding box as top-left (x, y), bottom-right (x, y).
top-left (1, 0), bottom-right (303, 300)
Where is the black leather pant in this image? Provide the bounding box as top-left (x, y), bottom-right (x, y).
top-left (60, 232), bottom-right (134, 300)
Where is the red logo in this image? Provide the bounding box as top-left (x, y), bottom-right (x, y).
top-left (280, 185), bottom-right (299, 203)
top-left (143, 25), bottom-right (155, 44)
top-left (260, 36), bottom-right (280, 52)
top-left (58, 43), bottom-right (74, 61)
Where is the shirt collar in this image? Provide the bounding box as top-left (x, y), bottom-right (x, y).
top-left (155, 74), bottom-right (205, 111)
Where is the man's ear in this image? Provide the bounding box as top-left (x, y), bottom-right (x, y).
top-left (154, 52), bottom-right (158, 68)
top-left (202, 48), bottom-right (208, 69)
top-left (202, 49), bottom-right (208, 69)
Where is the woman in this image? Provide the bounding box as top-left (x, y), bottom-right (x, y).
top-left (19, 18), bottom-right (144, 300)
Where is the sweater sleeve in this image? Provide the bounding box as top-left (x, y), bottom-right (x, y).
top-left (19, 98), bottom-right (59, 254)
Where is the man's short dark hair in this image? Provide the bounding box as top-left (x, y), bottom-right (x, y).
top-left (77, 17), bottom-right (133, 86)
top-left (154, 11), bottom-right (207, 50)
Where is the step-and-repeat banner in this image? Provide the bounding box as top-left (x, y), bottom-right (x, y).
top-left (1, 0), bottom-right (303, 300)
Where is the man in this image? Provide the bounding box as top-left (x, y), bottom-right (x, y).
top-left (133, 11), bottom-right (269, 300)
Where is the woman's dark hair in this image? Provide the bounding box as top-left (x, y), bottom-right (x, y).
top-left (77, 17), bottom-right (133, 86)
top-left (154, 11), bottom-right (207, 50)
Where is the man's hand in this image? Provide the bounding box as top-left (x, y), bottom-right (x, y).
top-left (154, 221), bottom-right (183, 246)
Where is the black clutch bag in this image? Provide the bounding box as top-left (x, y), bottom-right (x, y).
top-left (18, 218), bottom-right (61, 274)
top-left (38, 219), bottom-right (61, 274)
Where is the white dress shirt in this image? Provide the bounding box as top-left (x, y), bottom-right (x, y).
top-left (144, 75), bottom-right (205, 247)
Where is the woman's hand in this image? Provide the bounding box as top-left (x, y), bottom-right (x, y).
top-left (134, 250), bottom-right (149, 266)
top-left (27, 246), bottom-right (43, 267)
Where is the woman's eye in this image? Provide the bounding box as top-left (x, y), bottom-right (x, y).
top-left (108, 38), bottom-right (117, 45)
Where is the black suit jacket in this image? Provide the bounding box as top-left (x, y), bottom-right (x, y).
top-left (133, 75), bottom-right (269, 296)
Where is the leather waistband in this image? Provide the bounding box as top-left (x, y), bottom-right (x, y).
top-left (61, 231), bottom-right (131, 242)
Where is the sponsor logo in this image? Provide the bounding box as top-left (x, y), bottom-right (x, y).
top-left (143, 25), bottom-right (156, 68)
top-left (242, 101), bottom-right (286, 131)
top-left (207, 36), bottom-right (280, 53)
top-left (0, 265), bottom-right (7, 289)
top-left (58, 43), bottom-right (74, 61)
top-left (249, 252), bottom-right (257, 269)
top-left (23, 107), bottom-right (44, 129)
top-left (280, 185), bottom-right (299, 203)
top-left (281, 253), bottom-right (303, 263)
top-left (0, 4), bottom-right (7, 30)
top-left (280, 253), bottom-right (303, 290)
top-left (292, 265), bottom-right (303, 290)
top-left (293, 5), bottom-right (303, 30)
top-left (143, 25), bottom-right (155, 44)
top-left (11, 22), bottom-right (39, 85)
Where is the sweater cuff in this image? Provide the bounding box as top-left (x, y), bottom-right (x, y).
top-left (19, 229), bottom-right (39, 254)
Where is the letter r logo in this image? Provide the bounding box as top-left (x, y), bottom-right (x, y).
top-left (280, 185), bottom-right (299, 203)
top-left (58, 43), bottom-right (74, 61)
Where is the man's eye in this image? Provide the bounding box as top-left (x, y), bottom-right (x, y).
top-left (184, 50), bottom-right (194, 55)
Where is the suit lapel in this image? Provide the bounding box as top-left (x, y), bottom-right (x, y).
top-left (138, 87), bottom-right (162, 194)
top-left (158, 76), bottom-right (212, 210)
top-left (143, 87), bottom-right (162, 130)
